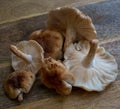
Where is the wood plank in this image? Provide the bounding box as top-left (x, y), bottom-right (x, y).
top-left (0, 0), bottom-right (120, 109)
top-left (8, 80), bottom-right (120, 109)
top-left (77, 0), bottom-right (120, 39)
top-left (0, 14), bottom-right (47, 63)
top-left (0, 0), bottom-right (105, 24)
top-left (0, 36), bottom-right (120, 109)
top-left (0, 0), bottom-right (120, 63)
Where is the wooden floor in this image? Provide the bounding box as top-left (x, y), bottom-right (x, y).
top-left (0, 0), bottom-right (104, 24)
top-left (0, 0), bottom-right (120, 109)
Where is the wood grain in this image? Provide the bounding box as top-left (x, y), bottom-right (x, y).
top-left (0, 0), bottom-right (120, 109)
top-left (0, 0), bottom-right (105, 24)
top-left (1, 0), bottom-right (120, 63)
top-left (0, 35), bottom-right (120, 109)
top-left (8, 80), bottom-right (120, 109)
